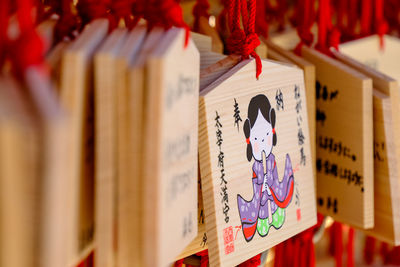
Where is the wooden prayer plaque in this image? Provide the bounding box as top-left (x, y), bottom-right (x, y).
top-left (115, 25), bottom-right (147, 267)
top-left (60, 19), bottom-right (108, 266)
top-left (94, 28), bottom-right (128, 267)
top-left (143, 27), bottom-right (200, 266)
top-left (199, 59), bottom-right (317, 266)
top-left (332, 49), bottom-right (400, 244)
top-left (301, 46), bottom-right (374, 229)
top-left (265, 40), bottom-right (316, 179)
top-left (368, 90), bottom-right (400, 244)
top-left (339, 35), bottom-right (400, 83)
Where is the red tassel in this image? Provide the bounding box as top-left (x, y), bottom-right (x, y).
top-left (238, 253), bottom-right (261, 267)
top-left (363, 236), bottom-right (376, 264)
top-left (346, 228), bottom-right (355, 267)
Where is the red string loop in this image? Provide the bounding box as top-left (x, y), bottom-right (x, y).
top-left (77, 0), bottom-right (135, 31)
top-left (11, 28), bottom-right (45, 71)
top-left (0, 0), bottom-right (10, 68)
top-left (225, 0), bottom-right (262, 78)
top-left (8, 0), bottom-right (45, 78)
top-left (294, 0), bottom-right (315, 55)
top-left (375, 0), bottom-right (388, 49)
top-left (196, 249), bottom-right (209, 267)
top-left (360, 0), bottom-right (373, 36)
top-left (53, 0), bottom-right (80, 43)
top-left (316, 0), bottom-right (341, 55)
top-left (143, 0), bottom-right (190, 47)
top-left (255, 0), bottom-right (268, 37)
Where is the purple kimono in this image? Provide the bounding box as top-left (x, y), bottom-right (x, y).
top-left (237, 153), bottom-right (294, 241)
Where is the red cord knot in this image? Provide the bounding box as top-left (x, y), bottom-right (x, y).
top-left (9, 29), bottom-right (44, 75)
top-left (226, 30), bottom-right (260, 58)
top-left (376, 20), bottom-right (388, 49)
top-left (294, 28), bottom-right (314, 55)
top-left (54, 12), bottom-right (81, 43)
top-left (226, 29), bottom-right (261, 78)
top-left (144, 0), bottom-right (190, 47)
top-left (196, 249), bottom-right (209, 267)
top-left (328, 27), bottom-right (341, 50)
top-left (110, 0), bottom-right (135, 28)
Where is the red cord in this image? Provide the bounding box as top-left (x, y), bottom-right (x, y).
top-left (196, 249), bottom-right (209, 267)
top-left (316, 0), bottom-right (341, 55)
top-left (225, 0), bottom-right (262, 78)
top-left (360, 0), bottom-right (373, 36)
top-left (363, 236), bottom-right (376, 264)
top-left (77, 0), bottom-right (135, 31)
top-left (294, 0), bottom-right (315, 55)
top-left (53, 0), bottom-right (81, 43)
top-left (346, 228), bottom-right (355, 267)
top-left (192, 0), bottom-right (210, 32)
top-left (174, 259), bottom-right (184, 267)
top-left (374, 0), bottom-right (388, 49)
top-left (8, 0), bottom-right (45, 78)
top-left (0, 0), bottom-right (10, 68)
top-left (255, 0), bottom-right (268, 38)
top-left (143, 0), bottom-right (190, 47)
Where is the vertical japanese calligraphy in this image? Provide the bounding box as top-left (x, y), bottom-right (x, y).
top-left (295, 85), bottom-right (306, 166)
top-left (215, 111), bottom-right (230, 223)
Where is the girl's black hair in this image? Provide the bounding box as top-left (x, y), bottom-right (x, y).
top-left (243, 94), bottom-right (277, 161)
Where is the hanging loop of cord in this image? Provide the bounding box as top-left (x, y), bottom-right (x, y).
top-left (316, 0), bottom-right (340, 55)
top-left (375, 0), bottom-right (388, 49)
top-left (294, 0), bottom-right (315, 55)
top-left (8, 0), bottom-right (45, 78)
top-left (225, 0), bottom-right (262, 78)
top-left (0, 0), bottom-right (10, 69)
top-left (143, 0), bottom-right (190, 47)
top-left (54, 0), bottom-right (81, 43)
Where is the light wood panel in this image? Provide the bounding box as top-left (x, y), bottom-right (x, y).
top-left (94, 28), bottom-right (128, 267)
top-left (144, 27), bottom-right (200, 266)
top-left (199, 59), bottom-right (317, 266)
top-left (301, 46), bottom-right (374, 229)
top-left (332, 49), bottom-right (400, 244)
top-left (60, 19), bottom-right (109, 266)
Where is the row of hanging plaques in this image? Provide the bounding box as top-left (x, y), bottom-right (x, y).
top-left (2, 11), bottom-right (400, 267)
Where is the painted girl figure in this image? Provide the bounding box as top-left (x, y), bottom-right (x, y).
top-left (237, 94), bottom-right (295, 242)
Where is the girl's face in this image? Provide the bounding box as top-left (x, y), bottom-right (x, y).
top-left (249, 109), bottom-right (273, 161)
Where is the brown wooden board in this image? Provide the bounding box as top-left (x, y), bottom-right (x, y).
top-left (199, 58), bottom-right (317, 266)
top-left (60, 19), bottom-right (109, 266)
top-left (332, 49), bottom-right (400, 244)
top-left (339, 35), bottom-right (400, 83)
top-left (115, 25), bottom-right (147, 267)
top-left (301, 46), bottom-right (374, 229)
top-left (0, 70), bottom-right (69, 267)
top-left (197, 16), bottom-right (224, 54)
top-left (368, 90), bottom-right (400, 244)
top-left (265, 40), bottom-right (316, 185)
top-left (143, 27), bottom-right (200, 266)
top-left (94, 28), bottom-right (128, 267)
